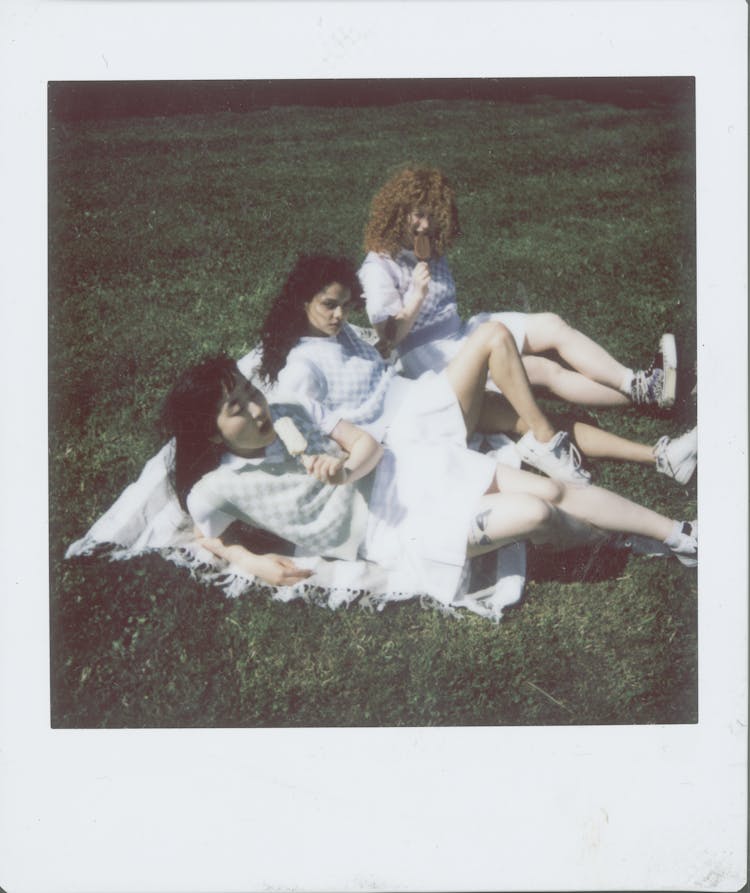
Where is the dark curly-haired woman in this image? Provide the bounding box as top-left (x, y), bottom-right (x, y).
top-left (256, 254), bottom-right (697, 487)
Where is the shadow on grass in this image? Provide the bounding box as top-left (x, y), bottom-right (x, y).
top-left (527, 542), bottom-right (630, 584)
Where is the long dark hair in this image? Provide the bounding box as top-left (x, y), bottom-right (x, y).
top-left (160, 354), bottom-right (239, 510)
top-left (258, 254), bottom-right (363, 383)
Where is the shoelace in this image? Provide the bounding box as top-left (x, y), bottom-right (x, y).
top-left (666, 447), bottom-right (684, 480)
top-left (654, 436), bottom-right (673, 474)
top-left (567, 441), bottom-right (589, 477)
top-left (631, 371), bottom-right (647, 403)
top-left (554, 435), bottom-right (589, 478)
top-left (632, 368), bottom-right (663, 404)
top-left (644, 348), bottom-right (663, 377)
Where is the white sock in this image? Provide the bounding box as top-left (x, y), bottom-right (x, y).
top-left (619, 368), bottom-right (635, 394)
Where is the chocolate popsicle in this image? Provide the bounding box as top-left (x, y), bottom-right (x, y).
top-left (414, 233), bottom-right (431, 261)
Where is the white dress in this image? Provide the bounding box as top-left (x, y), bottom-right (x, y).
top-left (271, 325), bottom-right (531, 603)
top-left (65, 332), bottom-right (527, 621)
top-left (361, 373), bottom-right (497, 603)
top-left (187, 393), bottom-right (497, 605)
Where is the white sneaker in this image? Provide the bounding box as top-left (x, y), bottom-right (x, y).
top-left (516, 430), bottom-right (592, 486)
top-left (669, 520), bottom-right (698, 567)
top-left (654, 427), bottom-right (697, 484)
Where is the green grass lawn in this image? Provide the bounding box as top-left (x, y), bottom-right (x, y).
top-left (49, 85), bottom-right (697, 727)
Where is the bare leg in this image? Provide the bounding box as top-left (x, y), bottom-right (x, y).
top-left (556, 481), bottom-right (672, 540)
top-left (476, 392), bottom-right (526, 436)
top-left (570, 422), bottom-right (654, 463)
top-left (466, 490), bottom-right (596, 558)
top-left (467, 463), bottom-right (675, 557)
top-left (493, 464), bottom-right (673, 540)
top-left (523, 355), bottom-right (630, 408)
top-left (523, 312), bottom-right (632, 393)
top-left (444, 322), bottom-right (556, 442)
top-left (477, 394), bottom-right (656, 465)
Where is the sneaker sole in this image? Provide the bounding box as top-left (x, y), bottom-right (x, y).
top-left (517, 453), bottom-right (592, 486)
top-left (673, 459), bottom-right (697, 485)
top-left (659, 334), bottom-right (677, 408)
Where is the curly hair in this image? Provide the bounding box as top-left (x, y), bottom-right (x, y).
top-left (160, 354), bottom-right (239, 510)
top-left (258, 255), bottom-right (363, 384)
top-left (363, 167), bottom-right (460, 258)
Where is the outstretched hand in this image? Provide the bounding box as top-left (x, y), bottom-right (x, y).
top-left (247, 554), bottom-right (314, 587)
top-left (198, 536), bottom-right (313, 587)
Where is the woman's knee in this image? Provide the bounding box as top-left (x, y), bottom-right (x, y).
top-left (474, 320), bottom-right (515, 354)
top-left (527, 312), bottom-right (572, 348)
top-left (521, 494), bottom-right (556, 531)
top-left (537, 478), bottom-right (565, 505)
top-left (519, 473), bottom-right (564, 506)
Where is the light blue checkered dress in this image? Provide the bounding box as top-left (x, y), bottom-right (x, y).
top-left (359, 249), bottom-right (459, 338)
top-left (187, 398), bottom-right (497, 605)
top-left (277, 323), bottom-right (398, 436)
top-left (188, 403), bottom-right (371, 559)
top-left (358, 250), bottom-right (527, 381)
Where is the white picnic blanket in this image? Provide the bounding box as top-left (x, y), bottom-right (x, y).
top-left (66, 335), bottom-right (528, 621)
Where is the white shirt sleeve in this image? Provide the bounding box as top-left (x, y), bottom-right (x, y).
top-left (277, 356), bottom-right (326, 400)
top-left (277, 356), bottom-right (342, 435)
top-left (358, 254), bottom-right (406, 325)
top-left (187, 488), bottom-right (235, 538)
top-left (236, 346), bottom-right (263, 379)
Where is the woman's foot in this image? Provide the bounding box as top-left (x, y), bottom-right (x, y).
top-left (630, 333), bottom-right (678, 409)
top-left (666, 519), bottom-right (698, 567)
top-left (515, 430), bottom-right (592, 486)
top-left (654, 427), bottom-right (697, 484)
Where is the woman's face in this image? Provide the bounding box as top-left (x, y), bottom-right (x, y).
top-left (402, 207), bottom-right (432, 247)
top-left (213, 374), bottom-right (276, 456)
top-left (304, 282), bottom-right (351, 338)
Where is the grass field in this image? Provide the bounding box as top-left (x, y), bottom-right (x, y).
top-left (49, 82), bottom-right (697, 728)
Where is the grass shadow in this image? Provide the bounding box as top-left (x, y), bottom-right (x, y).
top-left (527, 541), bottom-right (630, 584)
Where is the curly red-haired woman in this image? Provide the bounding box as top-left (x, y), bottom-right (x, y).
top-left (360, 168), bottom-right (681, 476)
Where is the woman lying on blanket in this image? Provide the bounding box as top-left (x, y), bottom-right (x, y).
top-left (257, 254), bottom-right (697, 487)
top-left (162, 345), bottom-right (697, 603)
top-left (359, 166), bottom-right (678, 412)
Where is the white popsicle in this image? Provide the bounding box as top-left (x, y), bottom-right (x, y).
top-left (274, 416), bottom-right (308, 457)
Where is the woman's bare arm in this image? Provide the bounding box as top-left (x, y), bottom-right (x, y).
top-left (198, 534), bottom-right (313, 587)
top-left (303, 420), bottom-right (384, 485)
top-left (372, 261), bottom-right (431, 349)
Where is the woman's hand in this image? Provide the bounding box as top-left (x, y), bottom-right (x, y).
top-left (328, 422), bottom-right (383, 483)
top-left (301, 453), bottom-right (349, 484)
top-left (198, 536), bottom-right (313, 586)
top-left (375, 261), bottom-right (431, 347)
top-left (409, 261), bottom-right (431, 301)
top-left (247, 554), bottom-right (314, 587)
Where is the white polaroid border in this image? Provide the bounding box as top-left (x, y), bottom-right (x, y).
top-left (0, 2), bottom-right (746, 891)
